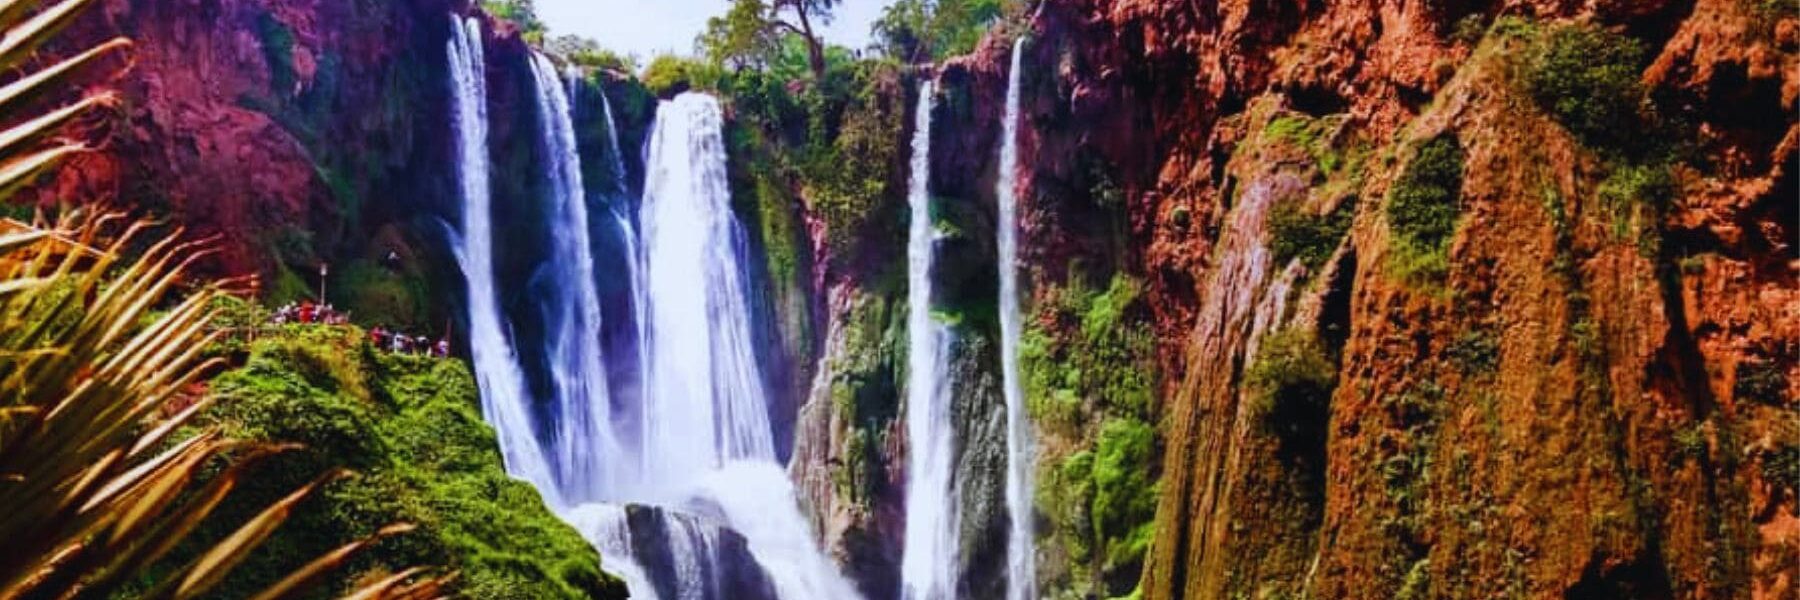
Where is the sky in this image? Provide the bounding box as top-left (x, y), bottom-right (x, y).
top-left (534, 0), bottom-right (892, 61)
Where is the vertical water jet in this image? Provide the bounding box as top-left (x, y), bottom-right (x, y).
top-left (900, 80), bottom-right (959, 600)
top-left (997, 36), bottom-right (1037, 600)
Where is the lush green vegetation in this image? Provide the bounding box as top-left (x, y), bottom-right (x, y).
top-left (1597, 161), bottom-right (1675, 239)
top-left (1021, 275), bottom-right (1156, 427)
top-left (825, 292), bottom-right (905, 506)
top-left (1384, 134), bottom-right (1466, 285)
top-left (1087, 419), bottom-right (1158, 571)
top-left (162, 325), bottom-right (624, 599)
top-left (872, 0), bottom-right (1025, 62)
top-left (549, 35), bottom-right (638, 72)
top-left (481, 0), bottom-right (547, 40)
top-left (1521, 23), bottom-right (1647, 148)
top-left (801, 68), bottom-right (908, 261)
top-left (1022, 273), bottom-right (1159, 597)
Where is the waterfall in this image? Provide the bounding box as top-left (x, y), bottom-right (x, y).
top-left (445, 15), bottom-right (559, 504)
top-left (599, 83), bottom-right (655, 481)
top-left (598, 83), bottom-right (630, 193)
top-left (900, 81), bottom-right (960, 600)
top-left (624, 92), bottom-right (857, 599)
top-left (639, 93), bottom-right (776, 474)
top-left (997, 37), bottom-right (1037, 600)
top-left (528, 52), bottom-right (620, 503)
top-left (451, 22), bottom-right (856, 595)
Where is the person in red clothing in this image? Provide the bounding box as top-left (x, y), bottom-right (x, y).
top-left (370, 326), bottom-right (388, 348)
top-left (298, 301), bottom-right (316, 324)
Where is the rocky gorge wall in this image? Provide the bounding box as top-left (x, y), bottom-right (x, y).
top-left (976, 0), bottom-right (1798, 598)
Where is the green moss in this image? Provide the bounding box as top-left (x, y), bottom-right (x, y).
top-left (826, 292), bottom-right (905, 506)
top-left (1090, 418), bottom-right (1158, 571)
top-left (1396, 559), bottom-right (1432, 600)
top-left (1446, 329), bottom-right (1500, 375)
top-left (1267, 195), bottom-right (1353, 271)
top-left (1764, 441), bottom-right (1798, 498)
top-left (1245, 328), bottom-right (1336, 447)
top-left (331, 259), bottom-right (428, 329)
top-left (1521, 23), bottom-right (1648, 148)
top-left (1734, 360), bottom-right (1790, 406)
top-left (1022, 271), bottom-right (1159, 597)
top-left (167, 326), bottom-right (624, 599)
top-left (1384, 134), bottom-right (1466, 286)
top-left (1022, 274), bottom-right (1156, 429)
top-left (1673, 422), bottom-right (1709, 463)
top-left (1597, 162), bottom-right (1675, 239)
top-left (1265, 115), bottom-right (1344, 175)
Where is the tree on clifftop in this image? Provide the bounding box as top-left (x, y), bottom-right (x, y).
top-left (703, 0), bottom-right (840, 81)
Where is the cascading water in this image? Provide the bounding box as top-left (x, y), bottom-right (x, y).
top-left (445, 16), bottom-right (559, 504)
top-left (451, 18), bottom-right (858, 597)
top-left (997, 37), bottom-right (1037, 600)
top-left (623, 92), bottom-right (858, 599)
top-left (528, 52), bottom-right (620, 503)
top-left (899, 81), bottom-right (960, 600)
top-left (638, 93), bottom-right (776, 475)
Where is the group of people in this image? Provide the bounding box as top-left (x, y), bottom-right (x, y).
top-left (270, 300), bottom-right (349, 326)
top-left (267, 300), bottom-right (448, 357)
top-left (369, 326), bottom-right (450, 358)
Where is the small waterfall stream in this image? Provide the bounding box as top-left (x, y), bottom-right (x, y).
top-left (900, 80), bottom-right (959, 600)
top-left (997, 37), bottom-right (1037, 600)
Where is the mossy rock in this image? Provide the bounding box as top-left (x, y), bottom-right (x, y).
top-left (150, 326), bottom-right (625, 599)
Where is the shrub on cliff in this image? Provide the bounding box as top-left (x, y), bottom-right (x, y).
top-left (801, 65), bottom-right (908, 262)
top-left (1523, 23), bottom-right (1648, 148)
top-left (1384, 134), bottom-right (1465, 284)
top-left (1022, 274), bottom-right (1156, 428)
top-left (169, 326), bottom-right (625, 599)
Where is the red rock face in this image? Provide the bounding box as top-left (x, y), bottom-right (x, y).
top-left (27, 0), bottom-right (461, 280)
top-left (994, 0), bottom-right (1796, 598)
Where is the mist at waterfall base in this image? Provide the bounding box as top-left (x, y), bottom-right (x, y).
top-left (446, 17), bottom-right (857, 600)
